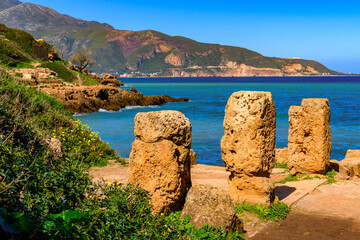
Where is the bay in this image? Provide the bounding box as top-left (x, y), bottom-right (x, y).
top-left (75, 76), bottom-right (360, 166)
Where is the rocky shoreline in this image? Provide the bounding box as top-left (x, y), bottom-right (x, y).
top-left (10, 66), bottom-right (189, 114)
top-left (41, 84), bottom-right (188, 114)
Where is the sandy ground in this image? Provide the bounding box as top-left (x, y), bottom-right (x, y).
top-left (89, 162), bottom-right (360, 239)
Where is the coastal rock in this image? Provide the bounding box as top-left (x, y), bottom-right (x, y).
top-left (134, 111), bottom-right (192, 147)
top-left (288, 98), bottom-right (331, 174)
top-left (228, 174), bottom-right (275, 206)
top-left (338, 158), bottom-right (360, 177)
top-left (41, 85), bottom-right (188, 113)
top-left (129, 111), bottom-right (192, 214)
top-left (221, 91), bottom-right (276, 205)
top-left (221, 91), bottom-right (276, 177)
top-left (181, 185), bottom-right (243, 232)
top-left (100, 78), bottom-right (124, 87)
top-left (345, 150), bottom-right (360, 159)
top-left (49, 138), bottom-right (64, 160)
top-left (276, 148), bottom-right (289, 164)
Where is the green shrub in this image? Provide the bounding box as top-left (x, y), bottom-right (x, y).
top-left (165, 211), bottom-right (245, 239)
top-left (235, 202), bottom-right (290, 221)
top-left (38, 61), bottom-right (77, 83)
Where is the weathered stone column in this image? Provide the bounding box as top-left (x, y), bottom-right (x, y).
top-left (288, 98), bottom-right (331, 175)
top-left (221, 91), bottom-right (276, 206)
top-left (129, 110), bottom-right (192, 214)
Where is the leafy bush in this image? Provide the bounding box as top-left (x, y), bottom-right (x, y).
top-left (52, 120), bottom-right (118, 167)
top-left (235, 202), bottom-right (290, 221)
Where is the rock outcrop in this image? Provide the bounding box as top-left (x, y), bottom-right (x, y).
top-left (48, 138), bottom-right (64, 160)
top-left (41, 85), bottom-right (188, 113)
top-left (331, 150), bottom-right (360, 177)
top-left (181, 185), bottom-right (243, 232)
top-left (345, 150), bottom-right (360, 159)
top-left (221, 91), bottom-right (276, 206)
top-left (129, 111), bottom-right (192, 214)
top-left (288, 99), bottom-right (331, 175)
top-left (276, 148), bottom-right (289, 164)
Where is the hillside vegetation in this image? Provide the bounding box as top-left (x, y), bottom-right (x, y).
top-left (0, 1), bottom-right (338, 75)
top-left (0, 60), bottom-right (243, 240)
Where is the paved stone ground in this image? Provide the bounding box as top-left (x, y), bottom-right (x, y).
top-left (88, 163), bottom-right (360, 239)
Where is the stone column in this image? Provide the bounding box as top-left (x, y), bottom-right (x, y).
top-left (221, 91), bottom-right (276, 206)
top-left (288, 98), bottom-right (331, 175)
top-left (129, 110), bottom-right (192, 214)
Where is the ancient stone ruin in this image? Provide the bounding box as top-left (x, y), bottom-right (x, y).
top-left (221, 91), bottom-right (276, 206)
top-left (276, 148), bottom-right (289, 164)
top-left (288, 98), bottom-right (331, 175)
top-left (331, 150), bottom-right (360, 177)
top-left (181, 185), bottom-right (243, 232)
top-left (128, 110), bottom-right (192, 214)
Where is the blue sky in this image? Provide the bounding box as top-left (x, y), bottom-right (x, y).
top-left (26, 0), bottom-right (360, 73)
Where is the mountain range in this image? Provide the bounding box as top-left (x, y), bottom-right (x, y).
top-left (0, 0), bottom-right (338, 76)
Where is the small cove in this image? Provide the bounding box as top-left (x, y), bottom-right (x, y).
top-left (76, 76), bottom-right (360, 166)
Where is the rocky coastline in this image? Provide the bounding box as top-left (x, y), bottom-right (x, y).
top-left (10, 66), bottom-right (189, 114)
top-left (41, 84), bottom-right (188, 114)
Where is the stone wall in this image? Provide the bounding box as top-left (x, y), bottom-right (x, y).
top-left (221, 91), bottom-right (276, 206)
top-left (288, 98), bottom-right (331, 174)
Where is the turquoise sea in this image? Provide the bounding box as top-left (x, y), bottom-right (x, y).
top-left (76, 76), bottom-right (360, 166)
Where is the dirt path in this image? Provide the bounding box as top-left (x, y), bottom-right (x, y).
top-left (88, 163), bottom-right (360, 239)
top-left (250, 210), bottom-right (360, 240)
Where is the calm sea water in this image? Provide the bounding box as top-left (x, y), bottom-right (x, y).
top-left (76, 76), bottom-right (360, 166)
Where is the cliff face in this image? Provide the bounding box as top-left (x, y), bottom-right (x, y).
top-left (0, 1), bottom-right (338, 76)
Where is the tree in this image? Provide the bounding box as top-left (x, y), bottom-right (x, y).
top-left (69, 46), bottom-right (94, 71)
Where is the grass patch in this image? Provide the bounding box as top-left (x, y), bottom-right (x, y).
top-left (78, 72), bottom-right (99, 86)
top-left (325, 169), bottom-right (337, 184)
top-left (275, 174), bottom-right (302, 184)
top-left (235, 202), bottom-right (290, 221)
top-left (38, 61), bottom-right (77, 83)
top-left (274, 161), bottom-right (288, 169)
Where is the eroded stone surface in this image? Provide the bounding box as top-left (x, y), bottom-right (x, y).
top-left (228, 174), bottom-right (275, 206)
top-left (345, 149), bottom-right (360, 159)
top-left (288, 98), bottom-right (331, 174)
top-left (221, 91), bottom-right (276, 177)
top-left (338, 158), bottom-right (360, 177)
top-left (276, 148), bottom-right (289, 164)
top-left (134, 110), bottom-right (192, 147)
top-left (221, 91), bottom-right (276, 206)
top-left (49, 138), bottom-right (64, 160)
top-left (181, 185), bottom-right (243, 232)
top-left (129, 111), bottom-right (192, 214)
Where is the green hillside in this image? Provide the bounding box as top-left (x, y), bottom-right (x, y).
top-left (0, 23), bottom-right (53, 68)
